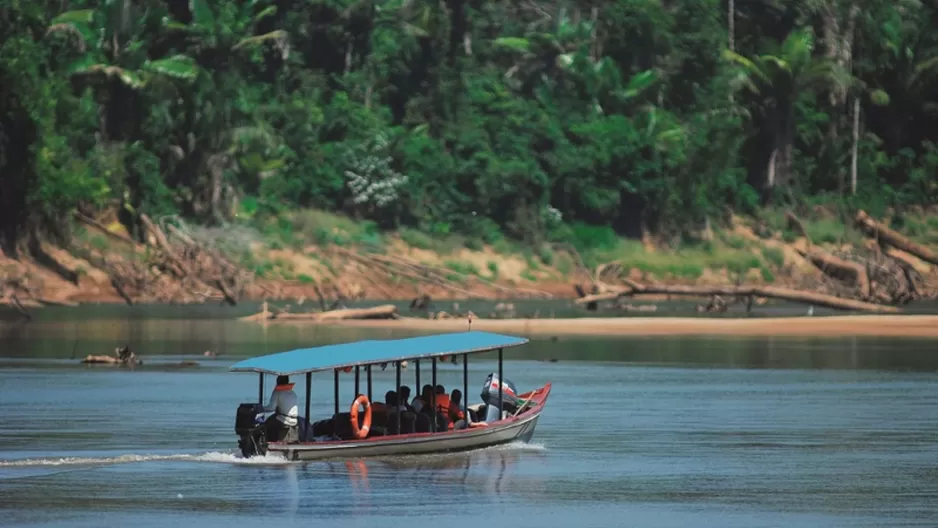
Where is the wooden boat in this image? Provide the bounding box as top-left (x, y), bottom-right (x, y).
top-left (230, 331), bottom-right (551, 461)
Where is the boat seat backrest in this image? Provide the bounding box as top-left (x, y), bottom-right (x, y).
top-left (332, 412), bottom-right (354, 440)
top-left (386, 411), bottom-right (416, 435)
top-left (371, 408), bottom-right (390, 429)
top-left (414, 412), bottom-right (431, 433)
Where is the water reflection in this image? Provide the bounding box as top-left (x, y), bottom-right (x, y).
top-left (340, 445), bottom-right (546, 495)
top-left (3, 314), bottom-right (938, 373)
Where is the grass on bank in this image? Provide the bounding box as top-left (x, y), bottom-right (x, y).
top-left (207, 205), bottom-right (938, 283)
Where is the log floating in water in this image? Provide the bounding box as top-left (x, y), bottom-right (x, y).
top-left (574, 283), bottom-right (899, 313)
top-left (241, 304), bottom-right (399, 322)
top-left (855, 210), bottom-right (938, 266)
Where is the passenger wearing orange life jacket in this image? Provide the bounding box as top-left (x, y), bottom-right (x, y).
top-left (448, 389), bottom-right (466, 423)
top-left (263, 375), bottom-right (299, 442)
top-left (430, 385), bottom-right (453, 431)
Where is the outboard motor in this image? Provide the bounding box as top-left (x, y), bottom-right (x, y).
top-left (235, 403), bottom-right (267, 458)
top-left (480, 373), bottom-right (521, 420)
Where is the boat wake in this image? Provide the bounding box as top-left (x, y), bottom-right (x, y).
top-left (485, 441), bottom-right (547, 453)
top-left (0, 451), bottom-right (291, 468)
top-left (0, 441), bottom-right (546, 469)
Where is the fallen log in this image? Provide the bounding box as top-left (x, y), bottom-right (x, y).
top-left (785, 210), bottom-right (810, 241)
top-left (140, 214), bottom-right (190, 277)
top-left (794, 247), bottom-right (871, 299)
top-left (81, 355), bottom-right (122, 364)
top-left (36, 297), bottom-right (79, 307)
top-left (574, 283), bottom-right (899, 313)
top-left (855, 210), bottom-right (938, 266)
top-left (376, 254), bottom-right (552, 299)
top-left (241, 304), bottom-right (399, 322)
top-left (333, 248), bottom-right (484, 299)
top-left (80, 355), bottom-right (143, 366)
top-left (73, 211), bottom-right (137, 246)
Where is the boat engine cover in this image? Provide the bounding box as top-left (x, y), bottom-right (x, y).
top-left (480, 373), bottom-right (521, 409)
top-left (235, 402), bottom-right (265, 434)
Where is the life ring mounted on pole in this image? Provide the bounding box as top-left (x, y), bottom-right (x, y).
top-left (350, 394), bottom-right (372, 439)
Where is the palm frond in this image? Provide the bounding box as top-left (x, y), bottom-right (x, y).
top-left (908, 54), bottom-right (938, 90)
top-left (71, 61), bottom-right (146, 89)
top-left (232, 30), bottom-right (288, 51)
top-left (50, 9), bottom-right (94, 25)
top-left (46, 10), bottom-right (96, 50)
top-left (870, 89), bottom-right (890, 106)
top-left (621, 69), bottom-right (657, 100)
top-left (723, 49), bottom-right (771, 86)
top-left (493, 37), bottom-right (531, 54)
top-left (189, 0), bottom-right (216, 29)
top-left (144, 55), bottom-right (199, 81)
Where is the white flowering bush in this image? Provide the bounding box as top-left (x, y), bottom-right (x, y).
top-left (543, 205), bottom-right (563, 228)
top-left (343, 132), bottom-right (408, 210)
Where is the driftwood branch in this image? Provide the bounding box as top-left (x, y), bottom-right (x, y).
top-left (574, 282), bottom-right (899, 313)
top-left (241, 304), bottom-right (399, 322)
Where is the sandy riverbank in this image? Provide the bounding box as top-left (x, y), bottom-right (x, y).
top-left (291, 315), bottom-right (938, 338)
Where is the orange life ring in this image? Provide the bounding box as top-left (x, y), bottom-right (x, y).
top-left (349, 394), bottom-right (372, 439)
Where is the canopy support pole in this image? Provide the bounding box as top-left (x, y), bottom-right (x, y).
top-left (305, 372), bottom-right (311, 433)
top-left (367, 365), bottom-right (373, 402)
top-left (415, 360), bottom-right (421, 399)
top-left (258, 373), bottom-right (264, 404)
top-left (463, 353), bottom-right (468, 425)
top-left (395, 361), bottom-right (402, 434)
top-left (498, 348), bottom-right (504, 421)
top-left (333, 369), bottom-right (339, 416)
top-left (431, 357), bottom-right (437, 433)
top-left (354, 366), bottom-right (360, 397)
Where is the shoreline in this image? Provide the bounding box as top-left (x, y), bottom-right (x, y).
top-left (301, 315), bottom-right (938, 338)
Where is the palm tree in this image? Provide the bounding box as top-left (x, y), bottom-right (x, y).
top-left (725, 27), bottom-right (850, 196)
top-left (492, 8), bottom-right (657, 114)
top-left (46, 2), bottom-right (198, 141)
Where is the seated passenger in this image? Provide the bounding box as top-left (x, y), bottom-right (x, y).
top-left (399, 385), bottom-right (416, 412)
top-left (262, 375), bottom-right (299, 442)
top-left (448, 389), bottom-right (466, 425)
top-left (384, 391), bottom-right (415, 434)
top-left (418, 385), bottom-right (450, 431)
top-left (412, 384), bottom-right (434, 413)
top-left (433, 384), bottom-right (451, 414)
top-left (385, 390), bottom-right (408, 413)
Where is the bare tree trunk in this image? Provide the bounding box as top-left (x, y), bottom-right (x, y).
top-left (851, 96), bottom-right (860, 194)
top-left (728, 0), bottom-right (735, 51)
top-left (767, 148), bottom-right (777, 188)
top-left (344, 42), bottom-right (353, 74)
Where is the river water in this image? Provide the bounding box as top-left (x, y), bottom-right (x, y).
top-left (1, 307), bottom-right (937, 527)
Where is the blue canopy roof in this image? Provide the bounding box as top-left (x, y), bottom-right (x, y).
top-left (229, 331), bottom-right (528, 376)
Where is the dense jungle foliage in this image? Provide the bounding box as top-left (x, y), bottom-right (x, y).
top-left (2, 0), bottom-right (938, 255)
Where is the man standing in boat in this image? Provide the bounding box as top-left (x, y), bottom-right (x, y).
top-left (263, 375), bottom-right (299, 443)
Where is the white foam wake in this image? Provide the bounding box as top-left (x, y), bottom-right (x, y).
top-left (492, 441), bottom-right (548, 452)
top-left (0, 442), bottom-right (547, 468)
top-left (0, 451), bottom-right (292, 468)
